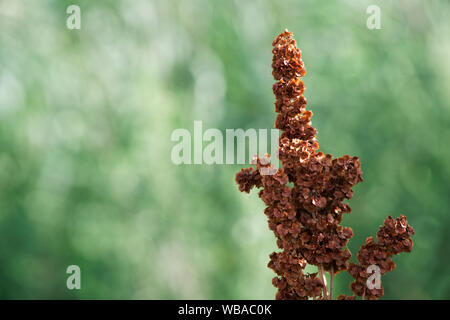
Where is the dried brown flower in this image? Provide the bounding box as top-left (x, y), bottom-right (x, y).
top-left (235, 30), bottom-right (414, 300)
top-left (348, 215), bottom-right (414, 299)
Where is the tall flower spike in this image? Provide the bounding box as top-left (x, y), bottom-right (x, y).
top-left (235, 30), bottom-right (414, 300)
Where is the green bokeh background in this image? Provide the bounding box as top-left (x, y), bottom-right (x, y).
top-left (1, 0), bottom-right (449, 299)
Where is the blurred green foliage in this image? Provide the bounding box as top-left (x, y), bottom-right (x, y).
top-left (0, 0), bottom-right (449, 299)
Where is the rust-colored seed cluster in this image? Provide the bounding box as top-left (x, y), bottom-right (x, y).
top-left (235, 30), bottom-right (414, 300)
top-left (346, 215), bottom-right (414, 299)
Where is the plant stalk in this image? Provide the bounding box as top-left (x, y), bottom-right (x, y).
top-left (318, 264), bottom-right (329, 299)
top-left (329, 266), bottom-right (334, 300)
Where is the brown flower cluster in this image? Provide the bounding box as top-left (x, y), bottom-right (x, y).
top-left (346, 215), bottom-right (414, 299)
top-left (235, 30), bottom-right (414, 300)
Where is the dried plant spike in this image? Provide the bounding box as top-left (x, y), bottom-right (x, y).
top-left (235, 30), bottom-right (414, 300)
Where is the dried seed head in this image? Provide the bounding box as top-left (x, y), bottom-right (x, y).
top-left (235, 30), bottom-right (413, 300)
